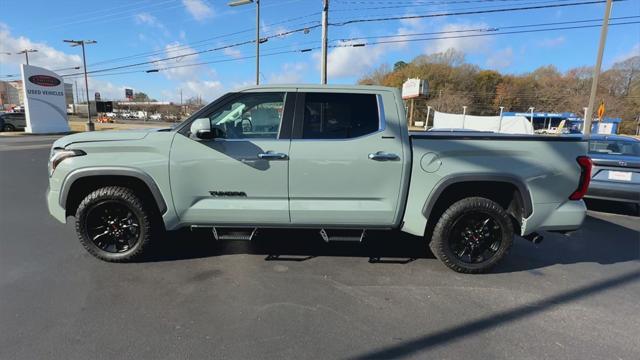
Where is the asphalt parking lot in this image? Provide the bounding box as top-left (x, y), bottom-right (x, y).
top-left (1, 135), bottom-right (639, 360)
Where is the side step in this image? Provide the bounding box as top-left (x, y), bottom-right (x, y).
top-left (320, 229), bottom-right (366, 243)
top-left (212, 227), bottom-right (258, 241)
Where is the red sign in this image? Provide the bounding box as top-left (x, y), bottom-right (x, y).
top-left (28, 75), bottom-right (61, 87)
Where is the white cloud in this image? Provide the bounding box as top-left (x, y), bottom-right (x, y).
top-left (426, 22), bottom-right (492, 55)
top-left (135, 13), bottom-right (160, 27)
top-left (538, 36), bottom-right (565, 48)
top-left (319, 42), bottom-right (386, 79)
top-left (268, 62), bottom-right (307, 84)
top-left (134, 12), bottom-right (170, 37)
top-left (486, 47), bottom-right (514, 70)
top-left (0, 22), bottom-right (82, 74)
top-left (150, 41), bottom-right (224, 102)
top-left (223, 47), bottom-right (242, 59)
top-left (313, 15), bottom-right (427, 79)
top-left (152, 41), bottom-right (211, 81)
top-left (86, 78), bottom-right (133, 101)
top-left (182, 0), bottom-right (214, 21)
top-left (182, 80), bottom-right (224, 101)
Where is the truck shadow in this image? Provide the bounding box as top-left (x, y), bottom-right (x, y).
top-left (145, 214), bottom-right (639, 273)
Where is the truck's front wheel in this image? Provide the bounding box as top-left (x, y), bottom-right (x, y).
top-left (75, 186), bottom-right (156, 262)
top-left (429, 197), bottom-right (514, 274)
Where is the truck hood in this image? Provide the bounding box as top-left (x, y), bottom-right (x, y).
top-left (53, 128), bottom-right (170, 148)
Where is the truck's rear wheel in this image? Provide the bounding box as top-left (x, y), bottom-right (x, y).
top-left (429, 197), bottom-right (513, 273)
top-left (75, 186), bottom-right (156, 262)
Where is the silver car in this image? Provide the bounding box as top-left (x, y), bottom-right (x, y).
top-left (586, 135), bottom-right (640, 213)
top-left (0, 112), bottom-right (26, 132)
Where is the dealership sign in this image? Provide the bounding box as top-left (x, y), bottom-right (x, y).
top-left (402, 78), bottom-right (428, 99)
top-left (21, 64), bottom-right (70, 133)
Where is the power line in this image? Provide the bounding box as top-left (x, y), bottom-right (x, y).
top-left (357, 20), bottom-right (640, 46)
top-left (57, 0), bottom-right (625, 78)
top-left (331, 0), bottom-right (579, 12)
top-left (58, 24), bottom-right (322, 78)
top-left (57, 19), bottom-right (640, 80)
top-left (335, 15), bottom-right (640, 41)
top-left (88, 13), bottom-right (321, 67)
top-left (330, 0), bottom-right (626, 26)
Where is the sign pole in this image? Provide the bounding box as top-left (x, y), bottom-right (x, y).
top-left (409, 98), bottom-right (414, 127)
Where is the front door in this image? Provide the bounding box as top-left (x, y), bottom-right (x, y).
top-left (170, 91), bottom-right (294, 225)
top-left (288, 91), bottom-right (405, 227)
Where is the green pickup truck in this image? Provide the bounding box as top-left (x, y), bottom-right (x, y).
top-left (47, 85), bottom-right (591, 273)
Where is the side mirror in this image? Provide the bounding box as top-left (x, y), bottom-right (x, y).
top-left (195, 127), bottom-right (225, 140)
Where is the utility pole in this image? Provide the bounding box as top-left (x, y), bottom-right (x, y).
top-left (584, 0), bottom-right (613, 136)
top-left (321, 0), bottom-right (329, 84)
top-left (64, 40), bottom-right (97, 131)
top-left (180, 88), bottom-right (183, 117)
top-left (74, 80), bottom-right (79, 114)
top-left (16, 49), bottom-right (38, 64)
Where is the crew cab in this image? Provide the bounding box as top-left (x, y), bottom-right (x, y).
top-left (47, 85), bottom-right (590, 273)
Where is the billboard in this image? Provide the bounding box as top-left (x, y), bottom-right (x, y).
top-left (20, 64), bottom-right (70, 133)
top-left (125, 88), bottom-right (133, 100)
top-left (402, 78), bottom-right (428, 99)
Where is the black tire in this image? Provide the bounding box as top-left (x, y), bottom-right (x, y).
top-left (429, 197), bottom-right (514, 274)
top-left (4, 124), bottom-right (15, 132)
top-left (75, 186), bottom-right (158, 262)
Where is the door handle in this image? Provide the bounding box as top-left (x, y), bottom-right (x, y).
top-left (368, 151), bottom-right (399, 161)
top-left (257, 151), bottom-right (288, 160)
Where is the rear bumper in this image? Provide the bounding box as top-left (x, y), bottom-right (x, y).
top-left (585, 180), bottom-right (640, 205)
top-left (523, 200), bottom-right (586, 235)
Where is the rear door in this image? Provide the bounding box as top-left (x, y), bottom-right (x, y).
top-left (287, 91), bottom-right (405, 227)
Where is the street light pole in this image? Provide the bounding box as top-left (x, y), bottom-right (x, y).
top-left (584, 0), bottom-right (613, 136)
top-left (228, 0), bottom-right (260, 85)
top-left (16, 49), bottom-right (38, 65)
top-left (321, 0), bottom-right (329, 84)
top-left (64, 40), bottom-right (97, 131)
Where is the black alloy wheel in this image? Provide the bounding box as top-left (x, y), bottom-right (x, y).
top-left (448, 212), bottom-right (502, 264)
top-left (85, 200), bottom-right (141, 253)
top-left (429, 197), bottom-right (514, 273)
top-left (75, 186), bottom-right (157, 262)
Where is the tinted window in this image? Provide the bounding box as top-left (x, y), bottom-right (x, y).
top-left (201, 92), bottom-right (285, 139)
top-left (302, 93), bottom-right (379, 139)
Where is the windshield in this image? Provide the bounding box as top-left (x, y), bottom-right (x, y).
top-left (588, 139), bottom-right (640, 156)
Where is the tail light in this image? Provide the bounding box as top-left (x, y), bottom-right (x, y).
top-left (569, 156), bottom-right (592, 200)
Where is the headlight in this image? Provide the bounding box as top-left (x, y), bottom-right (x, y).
top-left (48, 148), bottom-right (86, 176)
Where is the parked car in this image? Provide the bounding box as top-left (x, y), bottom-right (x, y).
top-left (0, 112), bottom-right (26, 131)
top-left (586, 134), bottom-right (640, 212)
top-left (46, 85), bottom-right (590, 273)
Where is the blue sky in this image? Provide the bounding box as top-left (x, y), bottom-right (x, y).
top-left (0, 0), bottom-right (638, 102)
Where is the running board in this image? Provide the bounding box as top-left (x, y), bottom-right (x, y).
top-left (212, 227), bottom-right (258, 241)
top-left (320, 229), bottom-right (366, 243)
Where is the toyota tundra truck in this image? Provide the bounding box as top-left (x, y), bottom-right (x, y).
top-left (46, 85), bottom-right (591, 273)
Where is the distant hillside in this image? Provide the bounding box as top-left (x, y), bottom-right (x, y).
top-left (358, 49), bottom-right (640, 134)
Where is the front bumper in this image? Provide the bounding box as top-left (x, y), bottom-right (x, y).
top-left (585, 180), bottom-right (640, 205)
top-left (46, 186), bottom-right (66, 223)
